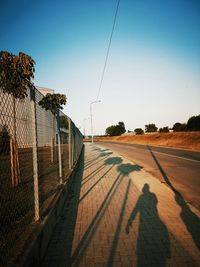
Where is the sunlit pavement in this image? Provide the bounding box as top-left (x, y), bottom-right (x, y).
top-left (42, 143), bottom-right (200, 267)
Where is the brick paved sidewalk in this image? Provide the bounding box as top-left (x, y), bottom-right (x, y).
top-left (42, 143), bottom-right (200, 267)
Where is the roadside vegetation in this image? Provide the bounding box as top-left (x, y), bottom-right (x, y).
top-left (105, 121), bottom-right (126, 136)
top-left (96, 115), bottom-right (200, 150)
top-left (95, 132), bottom-right (200, 151)
top-left (105, 115), bottom-right (200, 137)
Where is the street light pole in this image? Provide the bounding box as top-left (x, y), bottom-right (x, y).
top-left (83, 117), bottom-right (90, 137)
top-left (90, 100), bottom-right (101, 144)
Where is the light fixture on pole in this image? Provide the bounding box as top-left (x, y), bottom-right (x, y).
top-left (90, 100), bottom-right (101, 144)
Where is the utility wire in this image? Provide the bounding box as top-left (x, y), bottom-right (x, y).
top-left (96, 0), bottom-right (121, 101)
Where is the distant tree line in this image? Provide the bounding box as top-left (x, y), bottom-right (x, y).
top-left (133, 115), bottom-right (200, 135)
top-left (105, 115), bottom-right (200, 136)
top-left (171, 115), bottom-right (200, 132)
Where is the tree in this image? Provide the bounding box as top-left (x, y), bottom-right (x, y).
top-left (38, 93), bottom-right (67, 114)
top-left (186, 115), bottom-right (200, 131)
top-left (60, 115), bottom-right (68, 129)
top-left (105, 121), bottom-right (126, 136)
top-left (172, 122), bottom-right (186, 132)
top-left (159, 127), bottom-right (169, 133)
top-left (39, 93), bottom-right (67, 165)
top-left (105, 125), bottom-right (116, 136)
top-left (118, 121), bottom-right (126, 135)
top-left (0, 51), bottom-right (36, 186)
top-left (0, 51), bottom-right (35, 98)
top-left (145, 123), bottom-right (158, 133)
top-left (134, 128), bottom-right (144, 135)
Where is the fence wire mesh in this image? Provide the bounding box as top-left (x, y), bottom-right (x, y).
top-left (0, 88), bottom-right (83, 266)
top-left (59, 111), bottom-right (70, 182)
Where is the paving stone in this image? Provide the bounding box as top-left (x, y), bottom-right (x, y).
top-left (41, 143), bottom-right (200, 267)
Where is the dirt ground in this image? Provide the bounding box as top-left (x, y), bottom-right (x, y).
top-left (92, 131), bottom-right (200, 151)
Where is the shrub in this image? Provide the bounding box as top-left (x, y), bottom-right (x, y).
top-left (134, 128), bottom-right (144, 135)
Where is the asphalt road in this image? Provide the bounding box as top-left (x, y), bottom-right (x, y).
top-left (95, 141), bottom-right (200, 211)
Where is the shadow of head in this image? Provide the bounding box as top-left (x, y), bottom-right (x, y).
top-left (142, 183), bottom-right (150, 193)
top-left (104, 157), bottom-right (123, 165)
top-left (117, 163), bottom-right (142, 176)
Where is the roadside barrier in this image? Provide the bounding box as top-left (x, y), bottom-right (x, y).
top-left (0, 88), bottom-right (83, 266)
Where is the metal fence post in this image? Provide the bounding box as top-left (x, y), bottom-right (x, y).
top-left (57, 110), bottom-right (62, 183)
top-left (51, 136), bottom-right (54, 163)
top-left (31, 91), bottom-right (39, 221)
top-left (72, 124), bottom-right (75, 166)
top-left (68, 117), bottom-right (72, 170)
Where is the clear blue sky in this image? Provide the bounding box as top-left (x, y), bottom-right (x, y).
top-left (1, 0), bottom-right (200, 134)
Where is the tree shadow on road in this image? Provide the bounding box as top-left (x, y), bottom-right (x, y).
top-left (148, 146), bottom-right (200, 251)
top-left (117, 163), bottom-right (142, 175)
top-left (79, 157), bottom-right (122, 202)
top-left (84, 151), bottom-right (113, 170)
top-left (126, 183), bottom-right (170, 267)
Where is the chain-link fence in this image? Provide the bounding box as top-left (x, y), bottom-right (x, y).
top-left (0, 88), bottom-right (83, 266)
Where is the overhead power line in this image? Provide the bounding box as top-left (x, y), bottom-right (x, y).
top-left (96, 0), bottom-right (121, 101)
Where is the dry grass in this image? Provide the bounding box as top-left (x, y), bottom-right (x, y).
top-left (93, 132), bottom-right (200, 151)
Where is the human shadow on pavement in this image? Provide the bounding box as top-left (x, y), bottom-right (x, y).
top-left (126, 183), bottom-right (170, 267)
top-left (148, 146), bottom-right (200, 250)
top-left (71, 159), bottom-right (142, 266)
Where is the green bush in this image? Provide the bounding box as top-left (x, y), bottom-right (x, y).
top-left (134, 128), bottom-right (144, 135)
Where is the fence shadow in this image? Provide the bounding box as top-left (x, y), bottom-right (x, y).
top-left (84, 150), bottom-right (113, 169)
top-left (79, 157), bottom-right (122, 202)
top-left (72, 157), bottom-right (143, 266)
top-left (84, 151), bottom-right (113, 171)
top-left (106, 163), bottom-right (142, 267)
top-left (71, 165), bottom-right (123, 265)
top-left (148, 146), bottom-right (200, 250)
top-left (126, 183), bottom-right (170, 267)
top-left (41, 148), bottom-right (85, 267)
